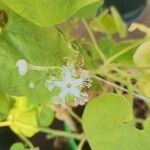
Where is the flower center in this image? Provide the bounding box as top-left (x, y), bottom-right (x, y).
top-left (66, 82), bottom-right (72, 88)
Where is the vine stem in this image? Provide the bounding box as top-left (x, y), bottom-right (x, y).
top-left (127, 77), bottom-right (133, 102)
top-left (77, 138), bottom-right (86, 150)
top-left (92, 74), bottom-right (150, 103)
top-left (15, 120), bottom-right (84, 140)
top-left (17, 134), bottom-right (34, 149)
top-left (29, 64), bottom-right (60, 72)
top-left (68, 109), bottom-right (82, 124)
top-left (81, 19), bottom-right (107, 64)
top-left (0, 121), bottom-right (10, 127)
top-left (38, 127), bottom-right (84, 140)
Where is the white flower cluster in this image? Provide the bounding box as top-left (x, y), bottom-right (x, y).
top-left (45, 63), bottom-right (92, 105)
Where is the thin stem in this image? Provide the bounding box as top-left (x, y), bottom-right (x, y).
top-left (106, 40), bottom-right (144, 64)
top-left (116, 65), bottom-right (150, 71)
top-left (39, 127), bottom-right (84, 140)
top-left (82, 19), bottom-right (106, 63)
top-left (69, 109), bottom-right (82, 124)
top-left (29, 64), bottom-right (60, 72)
top-left (18, 134), bottom-right (34, 149)
top-left (0, 121), bottom-right (10, 127)
top-left (127, 78), bottom-right (133, 102)
top-left (93, 74), bottom-right (150, 102)
top-left (77, 138), bottom-right (86, 150)
top-left (15, 120), bottom-right (84, 140)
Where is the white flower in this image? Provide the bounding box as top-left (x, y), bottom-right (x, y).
top-left (45, 63), bottom-right (92, 105)
top-left (16, 59), bottom-right (28, 76)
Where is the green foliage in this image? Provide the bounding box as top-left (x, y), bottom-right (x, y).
top-left (10, 142), bottom-right (39, 150)
top-left (0, 9), bottom-right (72, 104)
top-left (133, 41), bottom-right (150, 67)
top-left (74, 0), bottom-right (104, 18)
top-left (110, 7), bottom-right (127, 38)
top-left (0, 0), bottom-right (150, 150)
top-left (37, 104), bottom-right (54, 127)
top-left (99, 37), bottom-right (139, 66)
top-left (7, 97), bottom-right (38, 137)
top-left (0, 92), bottom-right (10, 121)
top-left (77, 42), bottom-right (100, 70)
top-left (83, 94), bottom-right (150, 150)
top-left (10, 142), bottom-right (25, 150)
top-left (0, 0), bottom-right (100, 26)
top-left (90, 7), bottom-right (127, 37)
top-left (137, 74), bottom-right (150, 98)
top-left (133, 41), bottom-right (150, 98)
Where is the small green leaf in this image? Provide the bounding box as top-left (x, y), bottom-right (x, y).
top-left (1, 0), bottom-right (99, 26)
top-left (37, 104), bottom-right (54, 127)
top-left (7, 97), bottom-right (38, 137)
top-left (83, 93), bottom-right (150, 150)
top-left (90, 7), bottom-right (126, 37)
top-left (90, 9), bottom-right (117, 36)
top-left (99, 37), bottom-right (116, 58)
top-left (133, 41), bottom-right (150, 67)
top-left (10, 142), bottom-right (25, 150)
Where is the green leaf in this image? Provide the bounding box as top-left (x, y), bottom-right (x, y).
top-left (76, 41), bottom-right (100, 70)
top-left (10, 142), bottom-right (25, 150)
top-left (1, 0), bottom-right (99, 26)
top-left (90, 9), bottom-right (117, 36)
top-left (110, 7), bottom-right (127, 38)
top-left (83, 93), bottom-right (150, 150)
top-left (37, 104), bottom-right (54, 127)
top-left (133, 41), bottom-right (150, 67)
top-left (137, 74), bottom-right (150, 98)
top-left (0, 92), bottom-right (10, 121)
top-left (90, 7), bottom-right (126, 37)
top-left (74, 0), bottom-right (104, 18)
top-left (99, 37), bottom-right (116, 58)
top-left (7, 97), bottom-right (38, 137)
top-left (0, 9), bottom-right (72, 104)
top-left (99, 39), bottom-right (139, 66)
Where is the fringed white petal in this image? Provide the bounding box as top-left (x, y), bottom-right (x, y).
top-left (45, 63), bottom-right (92, 106)
top-left (45, 76), bottom-right (58, 91)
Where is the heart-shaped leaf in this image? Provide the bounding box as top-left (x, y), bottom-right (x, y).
top-left (0, 0), bottom-right (99, 26)
top-left (83, 94), bottom-right (150, 150)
